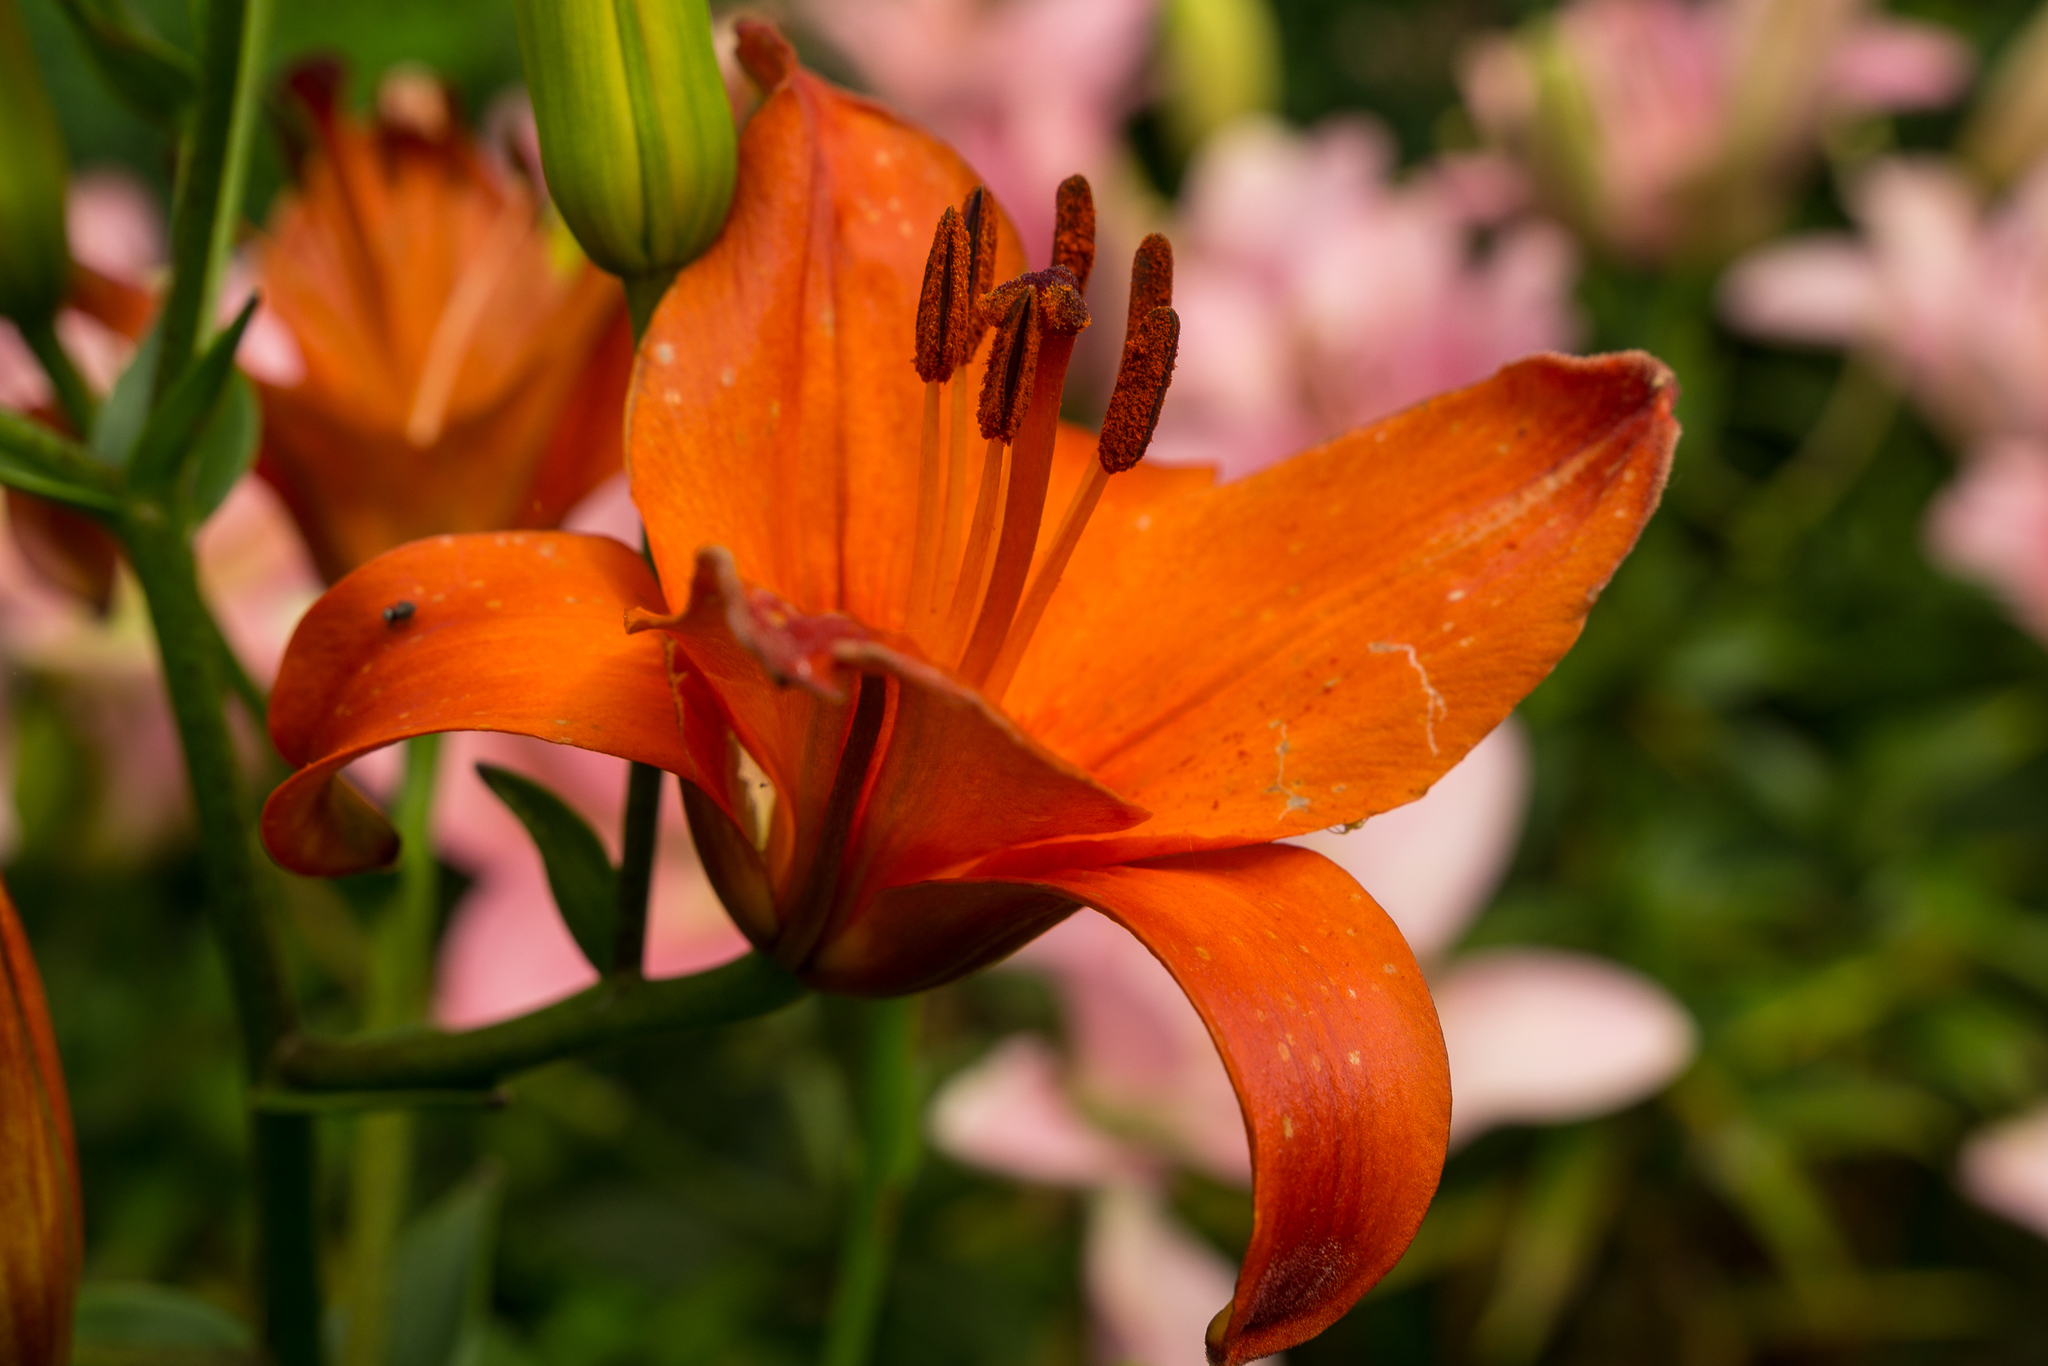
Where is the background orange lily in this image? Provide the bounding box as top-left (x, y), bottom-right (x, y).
top-left (257, 25), bottom-right (1677, 1363)
top-left (0, 877), bottom-right (81, 1366)
top-left (251, 64), bottom-right (633, 582)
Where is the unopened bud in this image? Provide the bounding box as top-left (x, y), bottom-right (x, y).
top-left (514, 0), bottom-right (737, 282)
top-left (0, 0), bottom-right (71, 327)
top-left (0, 879), bottom-right (82, 1366)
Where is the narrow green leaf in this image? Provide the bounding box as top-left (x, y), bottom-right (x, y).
top-left (52, 0), bottom-right (198, 123)
top-left (73, 1280), bottom-right (256, 1366)
top-left (190, 370), bottom-right (259, 517)
top-left (91, 319), bottom-right (161, 465)
top-left (386, 1166), bottom-right (504, 1366)
top-left (476, 763), bottom-right (618, 972)
top-left (127, 296), bottom-right (255, 494)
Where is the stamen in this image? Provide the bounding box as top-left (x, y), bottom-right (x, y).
top-left (1097, 306), bottom-right (1181, 473)
top-left (909, 208), bottom-right (974, 627)
top-left (957, 271), bottom-right (1091, 684)
top-left (983, 304), bottom-right (1181, 700)
top-left (976, 287), bottom-right (1041, 444)
top-left (1125, 233), bottom-right (1174, 337)
top-left (933, 186), bottom-right (1001, 618)
top-left (961, 186), bottom-right (1000, 347)
top-left (1051, 175), bottom-right (1096, 293)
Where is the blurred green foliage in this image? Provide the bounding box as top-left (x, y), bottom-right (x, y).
top-left (17, 0), bottom-right (2048, 1362)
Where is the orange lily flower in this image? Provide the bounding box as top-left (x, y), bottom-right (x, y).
top-left (0, 879), bottom-right (82, 1366)
top-left (259, 25), bottom-right (1677, 1362)
top-left (251, 65), bottom-right (633, 582)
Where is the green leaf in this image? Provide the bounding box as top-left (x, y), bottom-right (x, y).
top-left (189, 370), bottom-right (259, 518)
top-left (72, 1280), bottom-right (256, 1366)
top-left (0, 408), bottom-right (122, 512)
top-left (476, 763), bottom-right (618, 972)
top-left (91, 320), bottom-right (161, 466)
top-left (51, 0), bottom-right (198, 123)
top-left (386, 1166), bottom-right (504, 1366)
top-left (126, 296), bottom-right (255, 495)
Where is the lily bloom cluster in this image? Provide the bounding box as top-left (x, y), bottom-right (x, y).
top-left (258, 23), bottom-right (1676, 1361)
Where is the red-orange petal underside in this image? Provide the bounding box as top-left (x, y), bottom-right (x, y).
top-left (1016, 845), bottom-right (1448, 1364)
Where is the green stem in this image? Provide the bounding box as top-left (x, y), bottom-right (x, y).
top-left (154, 0), bottom-right (269, 396)
top-left (820, 996), bottom-right (923, 1366)
top-left (122, 506), bottom-right (320, 1365)
top-left (254, 1112), bottom-right (325, 1366)
top-left (276, 953), bottom-right (804, 1091)
top-left (342, 736), bottom-right (443, 1366)
top-left (613, 762), bottom-right (662, 973)
top-left (20, 314), bottom-right (97, 436)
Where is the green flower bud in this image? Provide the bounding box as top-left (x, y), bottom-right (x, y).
top-left (0, 0), bottom-right (72, 328)
top-left (514, 0), bottom-right (737, 286)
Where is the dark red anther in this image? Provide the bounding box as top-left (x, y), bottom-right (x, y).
top-left (1097, 306), bottom-right (1180, 473)
top-left (915, 206), bottom-right (973, 381)
top-left (1051, 175), bottom-right (1096, 293)
top-left (1125, 233), bottom-right (1174, 338)
top-left (961, 186), bottom-right (1000, 349)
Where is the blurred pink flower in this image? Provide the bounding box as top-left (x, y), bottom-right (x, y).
top-left (799, 0), bottom-right (1159, 264)
top-left (1152, 116), bottom-right (1580, 480)
top-left (1723, 157), bottom-right (2048, 445)
top-left (1924, 438), bottom-right (2048, 644)
top-left (1462, 0), bottom-right (1970, 262)
top-left (1959, 1104), bottom-right (2048, 1239)
top-left (932, 722), bottom-right (1695, 1361)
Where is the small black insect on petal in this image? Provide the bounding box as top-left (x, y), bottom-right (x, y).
top-left (382, 601), bottom-right (417, 627)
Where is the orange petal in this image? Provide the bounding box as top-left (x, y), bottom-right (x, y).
top-left (255, 77), bottom-right (629, 580)
top-left (262, 532), bottom-right (722, 875)
top-left (6, 490), bottom-right (119, 613)
top-left (997, 352), bottom-right (1677, 867)
top-left (992, 845), bottom-right (1447, 1362)
top-left (1, 878), bottom-right (82, 1366)
top-left (629, 24), bottom-right (1028, 628)
top-left (636, 549), bottom-right (1147, 979)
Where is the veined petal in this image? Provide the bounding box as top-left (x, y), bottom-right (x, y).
top-left (996, 352), bottom-right (1676, 867)
top-left (262, 532), bottom-right (726, 875)
top-left (1005, 846), bottom-right (1449, 1365)
top-left (628, 24), bottom-right (1028, 627)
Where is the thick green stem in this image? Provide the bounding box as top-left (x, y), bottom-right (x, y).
top-left (20, 314), bottom-right (96, 436)
top-left (342, 736), bottom-right (443, 1366)
top-left (820, 996), bottom-right (923, 1366)
top-left (613, 762), bottom-right (662, 973)
top-left (123, 507), bottom-right (319, 1365)
top-left (154, 0), bottom-right (269, 396)
top-left (277, 953), bottom-right (804, 1091)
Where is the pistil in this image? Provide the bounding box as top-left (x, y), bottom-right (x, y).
top-left (983, 239), bottom-right (1180, 700)
top-left (956, 270), bottom-right (1090, 684)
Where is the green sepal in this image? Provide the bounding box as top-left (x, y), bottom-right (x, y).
top-left (126, 296), bottom-right (256, 497)
top-left (52, 0), bottom-right (198, 123)
top-left (189, 370), bottom-right (259, 518)
top-left (476, 763), bottom-right (619, 972)
top-left (385, 1166), bottom-right (503, 1366)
